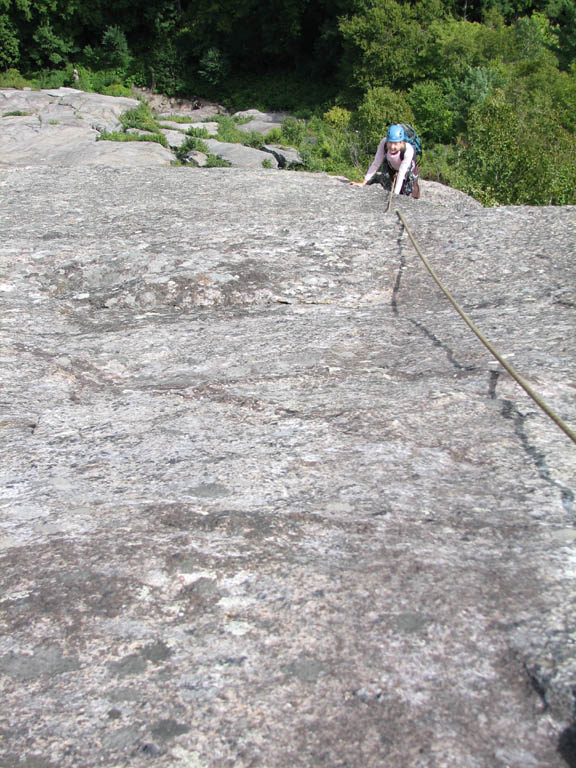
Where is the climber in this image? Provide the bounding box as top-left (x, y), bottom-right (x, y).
top-left (350, 123), bottom-right (420, 199)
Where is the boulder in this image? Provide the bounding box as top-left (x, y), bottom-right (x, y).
top-left (160, 128), bottom-right (191, 148)
top-left (233, 109), bottom-right (295, 137)
top-left (263, 143), bottom-right (304, 168)
top-left (204, 138), bottom-right (279, 168)
top-left (183, 150), bottom-right (208, 167)
top-left (236, 119), bottom-right (283, 136)
top-left (233, 108), bottom-right (292, 123)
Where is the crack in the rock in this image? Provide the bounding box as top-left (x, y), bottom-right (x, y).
top-left (390, 227), bottom-right (407, 317)
top-left (409, 318), bottom-right (479, 373)
top-left (558, 722), bottom-right (576, 768)
top-left (391, 233), bottom-right (477, 373)
top-left (488, 369), bottom-right (501, 400)
top-left (500, 398), bottom-right (574, 515)
top-left (393, 248), bottom-right (573, 519)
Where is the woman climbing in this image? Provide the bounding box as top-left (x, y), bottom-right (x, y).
top-left (350, 124), bottom-right (420, 199)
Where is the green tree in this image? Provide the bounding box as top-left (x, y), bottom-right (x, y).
top-left (546, 0), bottom-right (576, 68)
top-left (461, 95), bottom-right (522, 203)
top-left (0, 13), bottom-right (19, 68)
top-left (31, 20), bottom-right (74, 66)
top-left (100, 24), bottom-right (131, 69)
top-left (408, 80), bottom-right (455, 142)
top-left (354, 85), bottom-right (415, 149)
top-left (198, 46), bottom-right (229, 85)
top-left (338, 0), bottom-right (438, 93)
top-left (424, 14), bottom-right (512, 79)
top-left (462, 90), bottom-right (575, 204)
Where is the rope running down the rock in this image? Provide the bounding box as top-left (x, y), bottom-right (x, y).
top-left (395, 209), bottom-right (576, 446)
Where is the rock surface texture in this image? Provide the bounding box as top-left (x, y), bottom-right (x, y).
top-left (0, 160), bottom-right (575, 768)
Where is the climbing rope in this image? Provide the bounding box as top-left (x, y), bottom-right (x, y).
top-left (395, 209), bottom-right (576, 445)
top-left (385, 173), bottom-right (397, 214)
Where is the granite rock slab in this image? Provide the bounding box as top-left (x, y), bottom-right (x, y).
top-left (0, 165), bottom-right (574, 768)
top-left (0, 87), bottom-right (174, 167)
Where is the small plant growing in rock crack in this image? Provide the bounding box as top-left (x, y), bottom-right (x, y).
top-left (205, 154), bottom-right (231, 167)
top-left (214, 114), bottom-right (261, 148)
top-left (97, 130), bottom-right (168, 147)
top-left (174, 136), bottom-right (209, 163)
top-left (119, 102), bottom-right (161, 134)
top-left (157, 114), bottom-right (193, 124)
top-left (186, 126), bottom-right (211, 139)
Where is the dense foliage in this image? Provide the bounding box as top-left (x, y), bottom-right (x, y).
top-left (1, 0), bottom-right (575, 204)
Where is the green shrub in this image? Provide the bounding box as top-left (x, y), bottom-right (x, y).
top-left (280, 113), bottom-right (363, 178)
top-left (0, 16), bottom-right (19, 70)
top-left (211, 115), bottom-right (263, 149)
top-left (119, 103), bottom-right (160, 134)
top-left (243, 131), bottom-right (264, 149)
top-left (419, 143), bottom-right (466, 188)
top-left (158, 115), bottom-right (193, 124)
top-left (0, 68), bottom-right (30, 88)
top-left (74, 66), bottom-right (95, 92)
top-left (280, 117), bottom-right (306, 145)
top-left (66, 66), bottom-right (134, 96)
top-left (458, 92), bottom-right (576, 205)
top-left (31, 22), bottom-right (73, 68)
top-left (408, 81), bottom-right (455, 143)
top-left (33, 68), bottom-right (69, 89)
top-left (2, 110), bottom-right (32, 117)
top-left (186, 126), bottom-right (211, 139)
top-left (97, 131), bottom-right (168, 147)
top-left (205, 154), bottom-right (231, 167)
top-left (214, 114), bottom-right (249, 143)
top-left (264, 127), bottom-right (283, 143)
top-left (175, 136), bottom-right (209, 162)
top-left (100, 26), bottom-right (131, 70)
top-left (101, 83), bottom-right (133, 98)
top-left (354, 86), bottom-right (415, 150)
top-left (198, 47), bottom-right (229, 85)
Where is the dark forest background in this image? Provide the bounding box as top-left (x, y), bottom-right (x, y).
top-left (1, 0), bottom-right (575, 204)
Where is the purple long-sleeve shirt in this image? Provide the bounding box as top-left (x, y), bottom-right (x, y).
top-left (364, 139), bottom-right (415, 194)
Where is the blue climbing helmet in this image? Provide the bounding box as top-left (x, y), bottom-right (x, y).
top-left (387, 124), bottom-right (405, 142)
top-left (387, 123), bottom-right (423, 163)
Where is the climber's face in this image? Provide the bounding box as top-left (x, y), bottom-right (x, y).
top-left (388, 141), bottom-right (403, 155)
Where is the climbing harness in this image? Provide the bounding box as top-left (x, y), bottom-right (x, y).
top-left (395, 209), bottom-right (576, 446)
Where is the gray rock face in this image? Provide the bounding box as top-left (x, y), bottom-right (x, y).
top-left (263, 143), bottom-right (304, 168)
top-left (233, 109), bottom-right (294, 137)
top-left (160, 128), bottom-right (191, 148)
top-left (0, 87), bottom-right (174, 166)
top-left (204, 138), bottom-right (280, 168)
top-left (157, 120), bottom-right (220, 135)
top-left (233, 108), bottom-right (291, 122)
top-left (0, 165), bottom-right (575, 768)
top-left (183, 149), bottom-right (208, 167)
top-left (0, 89), bottom-right (301, 169)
